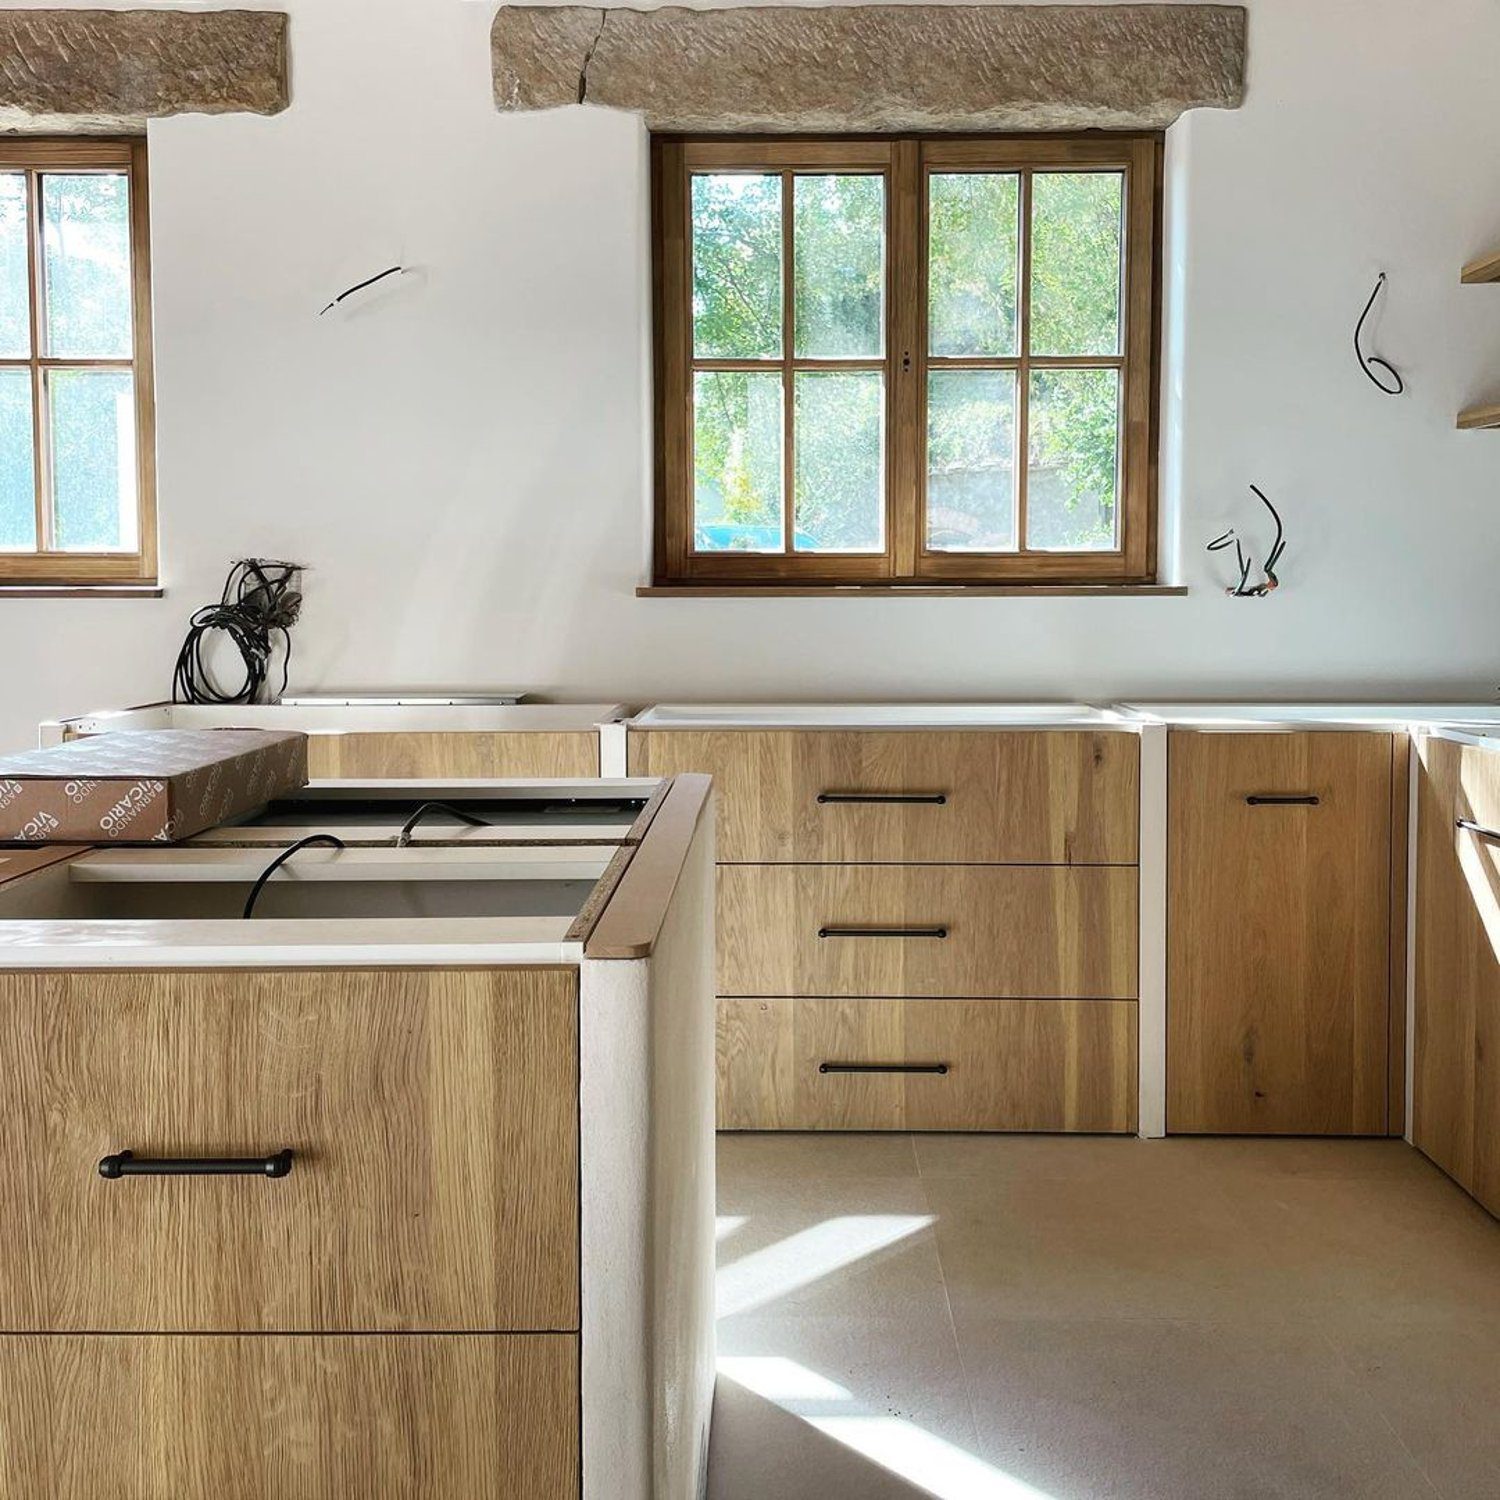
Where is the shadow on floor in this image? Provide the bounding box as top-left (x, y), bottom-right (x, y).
top-left (707, 1376), bottom-right (938, 1500)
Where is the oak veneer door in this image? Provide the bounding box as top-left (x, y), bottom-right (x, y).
top-left (308, 731), bottom-right (600, 778)
top-left (0, 1333), bottom-right (578, 1498)
top-left (0, 967), bottom-right (578, 1331)
top-left (1414, 738), bottom-right (1500, 1213)
top-left (1167, 732), bottom-right (1392, 1134)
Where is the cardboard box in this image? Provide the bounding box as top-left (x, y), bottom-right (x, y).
top-left (0, 729), bottom-right (308, 845)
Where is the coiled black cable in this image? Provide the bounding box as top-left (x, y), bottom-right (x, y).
top-left (241, 834), bottom-right (345, 919)
top-left (172, 559), bottom-right (305, 705)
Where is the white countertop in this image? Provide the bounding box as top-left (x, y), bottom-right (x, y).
top-left (628, 703), bottom-right (1129, 730)
top-left (51, 702), bottom-right (629, 737)
top-left (1118, 702), bottom-right (1500, 729)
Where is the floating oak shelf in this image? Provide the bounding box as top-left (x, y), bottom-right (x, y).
top-left (1461, 250), bottom-right (1500, 284)
top-left (1457, 402), bottom-right (1500, 430)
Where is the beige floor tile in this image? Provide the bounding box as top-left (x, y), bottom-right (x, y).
top-left (717, 1169), bottom-right (944, 1322)
top-left (720, 1131), bottom-right (920, 1184)
top-left (953, 1314), bottom-right (1440, 1500)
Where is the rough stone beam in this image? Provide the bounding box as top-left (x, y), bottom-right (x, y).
top-left (493, 4), bottom-right (1247, 133)
top-left (0, 9), bottom-right (289, 132)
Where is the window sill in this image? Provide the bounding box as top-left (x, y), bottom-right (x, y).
top-left (0, 584), bottom-right (163, 599)
top-left (637, 583), bottom-right (1188, 598)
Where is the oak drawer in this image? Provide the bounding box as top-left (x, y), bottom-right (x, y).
top-left (0, 1333), bottom-right (578, 1498)
top-left (0, 968), bottom-right (578, 1332)
top-left (307, 729), bottom-right (599, 778)
top-left (717, 863), bottom-right (1137, 999)
top-left (628, 729), bottom-right (1139, 863)
top-left (718, 998), bottom-right (1138, 1131)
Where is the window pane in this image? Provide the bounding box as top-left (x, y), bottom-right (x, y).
top-left (928, 173), bottom-right (1019, 357)
top-left (0, 369), bottom-right (35, 549)
top-left (794, 174), bottom-right (883, 358)
top-left (1030, 172), bottom-right (1123, 357)
top-left (0, 174), bottom-right (29, 358)
top-left (794, 371), bottom-right (883, 552)
top-left (693, 370), bottom-right (783, 551)
top-left (48, 368), bottom-right (137, 551)
top-left (692, 174), bottom-right (781, 360)
top-left (926, 370), bottom-right (1017, 552)
top-left (1027, 368), bottom-right (1120, 551)
top-left (42, 173), bottom-right (133, 359)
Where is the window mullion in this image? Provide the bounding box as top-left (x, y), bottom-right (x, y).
top-left (1016, 169), bottom-right (1034, 557)
top-left (780, 170), bottom-right (794, 557)
top-left (888, 139), bottom-right (920, 578)
top-left (23, 168), bottom-right (49, 554)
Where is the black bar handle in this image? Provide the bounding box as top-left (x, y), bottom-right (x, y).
top-left (1457, 818), bottom-right (1500, 843)
top-left (817, 925), bottom-right (949, 940)
top-left (98, 1149), bottom-right (294, 1180)
top-left (1245, 794), bottom-right (1321, 806)
top-left (817, 792), bottom-right (948, 805)
top-left (819, 1062), bottom-right (950, 1076)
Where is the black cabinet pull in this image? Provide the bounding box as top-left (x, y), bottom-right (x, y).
top-left (1245, 794), bottom-right (1321, 806)
top-left (819, 1062), bottom-right (949, 1076)
top-left (1457, 818), bottom-right (1500, 843)
top-left (98, 1149), bottom-right (294, 1180)
top-left (817, 925), bottom-right (948, 940)
top-left (816, 792), bottom-right (948, 805)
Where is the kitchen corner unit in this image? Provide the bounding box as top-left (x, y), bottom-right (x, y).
top-left (0, 773), bottom-right (715, 1500)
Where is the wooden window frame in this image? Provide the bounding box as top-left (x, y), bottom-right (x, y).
top-left (0, 138), bottom-right (157, 588)
top-left (651, 133), bottom-right (1162, 589)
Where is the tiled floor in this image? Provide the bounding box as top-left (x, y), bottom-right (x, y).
top-left (709, 1134), bottom-right (1500, 1500)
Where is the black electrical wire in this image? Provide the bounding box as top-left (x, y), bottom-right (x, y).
top-left (319, 266), bottom-right (405, 316)
top-left (1355, 273), bottom-right (1404, 395)
top-left (172, 559), bottom-right (304, 705)
top-left (396, 801), bottom-right (491, 847)
top-left (1207, 485), bottom-right (1287, 597)
top-left (241, 834), bottom-right (346, 919)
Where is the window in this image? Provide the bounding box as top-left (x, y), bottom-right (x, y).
top-left (651, 136), bottom-right (1161, 588)
top-left (0, 140), bottom-right (155, 587)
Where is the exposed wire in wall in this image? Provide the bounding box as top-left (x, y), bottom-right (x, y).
top-left (318, 265), bottom-right (409, 316)
top-left (171, 559), bottom-right (305, 705)
top-left (1207, 486), bottom-right (1287, 597)
top-left (1354, 273), bottom-right (1405, 395)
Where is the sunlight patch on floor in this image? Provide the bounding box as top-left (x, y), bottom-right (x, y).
top-left (715, 1214), bottom-right (934, 1319)
top-left (719, 1356), bottom-right (1056, 1500)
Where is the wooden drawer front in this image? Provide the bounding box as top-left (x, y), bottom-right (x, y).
top-left (1414, 737), bottom-right (1500, 1211)
top-left (628, 730), bottom-right (1138, 863)
top-left (0, 968), bottom-right (578, 1332)
top-left (717, 864), bottom-right (1137, 999)
top-left (718, 998), bottom-right (1137, 1131)
top-left (1167, 731), bottom-right (1394, 1135)
top-left (0, 1334), bottom-right (578, 1498)
top-left (308, 730), bottom-right (599, 779)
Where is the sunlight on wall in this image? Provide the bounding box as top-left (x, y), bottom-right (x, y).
top-left (716, 1214), bottom-right (749, 1243)
top-left (715, 1213), bottom-right (934, 1319)
top-left (718, 1356), bottom-right (1056, 1500)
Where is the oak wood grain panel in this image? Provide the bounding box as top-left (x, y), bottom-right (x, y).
top-left (628, 729), bottom-right (1139, 863)
top-left (0, 1334), bottom-right (578, 1498)
top-left (1388, 732), bottom-right (1410, 1136)
top-left (308, 731), bottom-right (599, 779)
top-left (717, 863), bottom-right (1137, 999)
top-left (717, 998), bottom-right (1137, 1131)
top-left (0, 967), bottom-right (578, 1332)
top-left (1167, 731), bottom-right (1392, 1135)
top-left (1414, 737), bottom-right (1500, 1214)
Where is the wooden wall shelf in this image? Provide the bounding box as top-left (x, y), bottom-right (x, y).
top-left (1461, 250), bottom-right (1500, 284)
top-left (1457, 402), bottom-right (1500, 430)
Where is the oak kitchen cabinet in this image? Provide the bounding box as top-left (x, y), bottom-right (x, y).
top-left (43, 700), bottom-right (627, 780)
top-left (1413, 731), bottom-right (1500, 1215)
top-left (0, 772), bottom-right (715, 1500)
top-left (629, 706), bottom-right (1142, 1133)
top-left (1166, 729), bottom-right (1404, 1135)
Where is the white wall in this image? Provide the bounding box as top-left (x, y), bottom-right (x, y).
top-left (3, 0), bottom-right (1500, 750)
